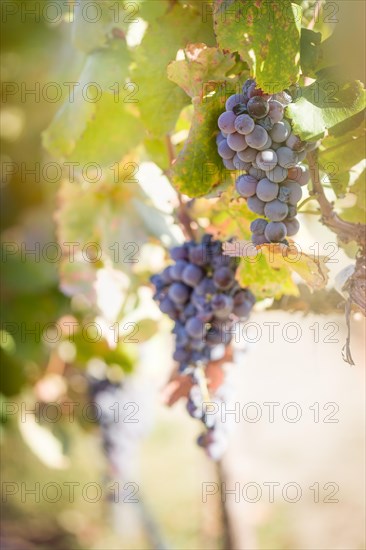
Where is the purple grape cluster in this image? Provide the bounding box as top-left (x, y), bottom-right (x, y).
top-left (217, 78), bottom-right (318, 244)
top-left (151, 234), bottom-right (255, 372)
top-left (151, 234), bottom-right (255, 459)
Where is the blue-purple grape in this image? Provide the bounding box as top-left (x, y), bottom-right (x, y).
top-left (235, 174), bottom-right (258, 198)
top-left (256, 178), bottom-right (279, 202)
top-left (227, 132), bottom-right (248, 152)
top-left (247, 195), bottom-right (266, 215)
top-left (245, 125), bottom-right (269, 149)
top-left (218, 139), bottom-right (235, 159)
top-left (264, 199), bottom-right (289, 221)
top-left (234, 114), bottom-right (255, 135)
top-left (264, 221), bottom-right (287, 242)
top-left (250, 218), bottom-right (268, 235)
top-left (218, 111), bottom-right (236, 134)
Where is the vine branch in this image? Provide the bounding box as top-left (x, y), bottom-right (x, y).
top-left (307, 149), bottom-right (366, 364)
top-left (307, 149), bottom-right (366, 246)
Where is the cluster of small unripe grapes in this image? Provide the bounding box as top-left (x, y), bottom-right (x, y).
top-left (151, 234), bottom-right (255, 458)
top-left (217, 78), bottom-right (317, 244)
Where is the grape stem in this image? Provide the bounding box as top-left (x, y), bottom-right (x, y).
top-left (165, 134), bottom-right (197, 241)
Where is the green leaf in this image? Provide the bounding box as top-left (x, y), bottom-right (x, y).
top-left (317, 0), bottom-right (365, 82)
top-left (168, 44), bottom-right (239, 99)
top-left (213, 0), bottom-right (302, 92)
top-left (168, 46), bottom-right (247, 197)
top-left (172, 84), bottom-right (233, 197)
top-left (234, 243), bottom-right (329, 299)
top-left (42, 41), bottom-right (139, 164)
top-left (236, 255), bottom-right (298, 300)
top-left (72, 1), bottom-right (129, 53)
top-left (341, 168), bottom-right (366, 224)
top-left (300, 28), bottom-right (322, 78)
top-left (69, 93), bottom-right (143, 166)
top-left (133, 3), bottom-right (216, 136)
top-left (286, 79), bottom-right (366, 141)
top-left (319, 119), bottom-right (366, 196)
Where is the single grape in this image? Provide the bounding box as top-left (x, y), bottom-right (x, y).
top-left (161, 266), bottom-right (174, 284)
top-left (234, 288), bottom-right (255, 306)
top-left (268, 99), bottom-right (284, 123)
top-left (235, 174), bottom-right (258, 198)
top-left (247, 96), bottom-right (269, 119)
top-left (182, 264), bottom-right (204, 287)
top-left (218, 139), bottom-right (235, 159)
top-left (264, 199), bottom-right (289, 221)
top-left (213, 267), bottom-right (235, 290)
top-left (284, 217), bottom-right (300, 236)
top-left (288, 205), bottom-right (297, 218)
top-left (245, 125), bottom-right (269, 149)
top-left (232, 155), bottom-right (252, 171)
top-left (247, 83), bottom-right (267, 99)
top-left (247, 195), bottom-right (266, 215)
top-left (188, 244), bottom-right (207, 266)
top-left (225, 93), bottom-right (245, 111)
top-left (276, 146), bottom-right (299, 168)
top-left (242, 78), bottom-right (256, 96)
top-left (256, 150), bottom-right (278, 171)
top-left (272, 91), bottom-right (292, 105)
top-left (170, 245), bottom-right (188, 261)
top-left (237, 147), bottom-right (257, 162)
top-left (227, 132), bottom-right (248, 152)
top-left (286, 132), bottom-right (305, 151)
top-left (288, 164), bottom-right (310, 186)
top-left (269, 120), bottom-right (291, 142)
top-left (185, 316), bottom-right (206, 339)
top-left (170, 259), bottom-right (189, 280)
top-left (233, 299), bottom-right (253, 318)
top-left (159, 297), bottom-right (177, 317)
top-left (256, 178), bottom-right (279, 202)
top-left (251, 234), bottom-right (270, 246)
top-left (250, 218), bottom-right (268, 235)
top-left (234, 114), bottom-right (255, 135)
top-left (168, 282), bottom-right (190, 304)
top-left (266, 165), bottom-right (288, 183)
top-left (284, 180), bottom-right (302, 206)
top-left (223, 158), bottom-right (236, 170)
top-left (211, 294), bottom-right (234, 319)
top-left (264, 221), bottom-right (287, 242)
top-left (218, 111), bottom-right (236, 134)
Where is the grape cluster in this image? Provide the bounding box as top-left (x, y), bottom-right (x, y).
top-left (151, 234), bottom-right (255, 459)
top-left (217, 78), bottom-right (318, 244)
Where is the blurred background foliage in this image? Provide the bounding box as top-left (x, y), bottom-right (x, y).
top-left (0, 1), bottom-right (365, 549)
